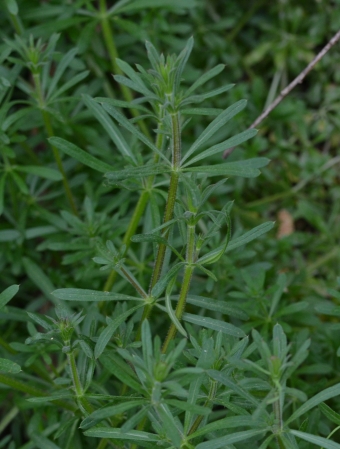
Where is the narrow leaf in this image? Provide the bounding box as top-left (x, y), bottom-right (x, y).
top-left (196, 429), bottom-right (266, 449)
top-left (83, 94), bottom-right (137, 163)
top-left (80, 399), bottom-right (146, 430)
top-left (183, 131), bottom-right (260, 167)
top-left (319, 402), bottom-right (340, 426)
top-left (83, 428), bottom-right (160, 442)
top-left (16, 165), bottom-right (63, 181)
top-left (226, 222), bottom-right (275, 252)
top-left (182, 313), bottom-right (245, 337)
top-left (95, 304), bottom-right (143, 358)
top-left (105, 164), bottom-right (170, 182)
top-left (186, 64), bottom-right (225, 96)
top-left (0, 284), bottom-right (19, 309)
top-left (53, 288), bottom-right (141, 302)
top-left (0, 358), bottom-right (21, 374)
top-left (182, 100), bottom-right (248, 164)
top-left (290, 430), bottom-right (340, 449)
top-left (49, 137), bottom-right (113, 173)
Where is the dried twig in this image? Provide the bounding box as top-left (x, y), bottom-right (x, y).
top-left (223, 29), bottom-right (340, 158)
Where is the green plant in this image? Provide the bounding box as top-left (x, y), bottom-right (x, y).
top-left (1, 1), bottom-right (340, 448)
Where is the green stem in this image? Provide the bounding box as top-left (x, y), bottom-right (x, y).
top-left (162, 223), bottom-right (196, 353)
top-left (188, 380), bottom-right (217, 436)
top-left (149, 112), bottom-right (181, 293)
top-left (33, 73), bottom-right (78, 215)
top-left (99, 0), bottom-right (150, 139)
top-left (9, 13), bottom-right (23, 35)
top-left (0, 373), bottom-right (76, 412)
top-left (103, 120), bottom-right (165, 293)
top-left (66, 348), bottom-right (93, 415)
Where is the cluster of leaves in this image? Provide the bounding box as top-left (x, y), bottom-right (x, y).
top-left (0, 1), bottom-right (340, 448)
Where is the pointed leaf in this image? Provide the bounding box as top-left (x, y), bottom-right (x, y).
top-left (286, 383), bottom-right (340, 425)
top-left (196, 429), bottom-right (266, 449)
top-left (16, 165), bottom-right (63, 181)
top-left (95, 304), bottom-right (143, 358)
top-left (83, 94), bottom-right (137, 163)
top-left (0, 358), bottom-right (21, 374)
top-left (49, 137), bottom-right (113, 173)
top-left (105, 164), bottom-right (170, 182)
top-left (226, 222), bottom-right (275, 252)
top-left (53, 288), bottom-right (141, 302)
top-left (182, 313), bottom-right (245, 337)
top-left (290, 430), bottom-right (340, 449)
top-left (83, 427), bottom-right (160, 442)
top-left (0, 284), bottom-right (19, 309)
top-left (186, 64), bottom-right (225, 96)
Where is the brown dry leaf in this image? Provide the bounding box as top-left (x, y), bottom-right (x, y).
top-left (277, 209), bottom-right (294, 239)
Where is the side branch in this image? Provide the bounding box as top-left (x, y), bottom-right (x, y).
top-left (223, 29), bottom-right (340, 158)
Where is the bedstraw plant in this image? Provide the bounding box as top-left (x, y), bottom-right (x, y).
top-left (2, 28), bottom-right (340, 449)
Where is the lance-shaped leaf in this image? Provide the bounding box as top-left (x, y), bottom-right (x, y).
top-left (185, 295), bottom-right (248, 320)
top-left (289, 430), bottom-right (340, 449)
top-left (183, 313), bottom-right (245, 338)
top-left (286, 383), bottom-right (340, 425)
top-left (115, 0), bottom-right (196, 13)
top-left (181, 108), bottom-right (223, 116)
top-left (83, 428), bottom-right (161, 444)
top-left (105, 164), bottom-right (171, 183)
top-left (188, 416), bottom-right (265, 440)
top-left (174, 36), bottom-right (194, 93)
top-left (115, 58), bottom-right (153, 96)
top-left (196, 429), bottom-right (266, 449)
top-left (15, 165), bottom-right (63, 181)
top-left (185, 64), bottom-right (225, 96)
top-left (49, 137), bottom-right (113, 173)
top-left (83, 94), bottom-right (137, 164)
top-left (80, 399), bottom-right (147, 430)
top-left (165, 290), bottom-right (187, 338)
top-left (0, 284), bottom-right (19, 309)
top-left (226, 221), bottom-right (275, 252)
top-left (181, 99), bottom-right (248, 164)
top-left (102, 102), bottom-right (169, 164)
top-left (182, 132), bottom-right (261, 167)
top-left (0, 358), bottom-right (21, 374)
top-left (181, 84), bottom-right (235, 106)
top-left (47, 47), bottom-right (78, 100)
top-left (197, 212), bottom-right (231, 265)
top-left (53, 288), bottom-right (142, 302)
top-left (151, 262), bottom-right (185, 299)
top-left (95, 304), bottom-right (143, 358)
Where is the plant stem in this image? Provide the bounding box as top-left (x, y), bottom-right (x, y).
top-left (162, 223), bottom-right (196, 353)
top-left (149, 112), bottom-right (181, 293)
top-left (103, 123), bottom-right (165, 292)
top-left (188, 379), bottom-right (217, 436)
top-left (33, 73), bottom-right (78, 215)
top-left (223, 29), bottom-right (340, 158)
top-left (66, 346), bottom-right (93, 415)
top-left (99, 0), bottom-right (150, 139)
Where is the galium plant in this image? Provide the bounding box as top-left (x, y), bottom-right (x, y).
top-left (2, 36), bottom-right (340, 449)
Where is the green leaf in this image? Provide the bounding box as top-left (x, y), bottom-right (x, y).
top-left (27, 392), bottom-right (73, 403)
top-left (186, 295), bottom-right (248, 320)
top-left (47, 47), bottom-right (78, 100)
top-left (174, 36), bottom-right (194, 93)
top-left (16, 165), bottom-right (63, 181)
top-left (116, 0), bottom-right (196, 13)
top-left (49, 70), bottom-right (89, 101)
top-left (31, 435), bottom-right (62, 449)
top-left (182, 313), bottom-right (245, 338)
top-left (102, 102), bottom-right (169, 164)
top-left (100, 353), bottom-right (145, 393)
top-left (52, 288), bottom-right (141, 302)
top-left (80, 399), bottom-right (146, 430)
top-left (196, 429), bottom-right (266, 449)
top-left (186, 64), bottom-right (225, 96)
top-left (289, 430), bottom-right (340, 449)
top-left (141, 320), bottom-right (153, 371)
top-left (166, 399), bottom-right (210, 415)
top-left (286, 383), bottom-right (340, 425)
top-left (319, 402), bottom-right (340, 425)
top-left (0, 284), bottom-right (19, 309)
top-left (22, 257), bottom-right (58, 305)
top-left (151, 263), bottom-right (185, 299)
top-left (83, 94), bottom-right (137, 164)
top-left (105, 164), bottom-right (171, 183)
top-left (181, 108), bottom-right (223, 116)
top-left (0, 229), bottom-right (20, 242)
top-left (5, 0), bottom-right (18, 15)
top-left (49, 137), bottom-right (114, 173)
top-left (226, 222), bottom-right (275, 252)
top-left (188, 416), bottom-right (264, 440)
top-left (95, 304), bottom-right (143, 358)
top-left (0, 358), bottom-right (21, 374)
top-left (165, 293), bottom-right (187, 338)
top-left (182, 84), bottom-right (235, 106)
top-left (183, 131), bottom-right (259, 167)
top-left (83, 428), bottom-right (160, 442)
top-left (181, 100), bottom-right (248, 164)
